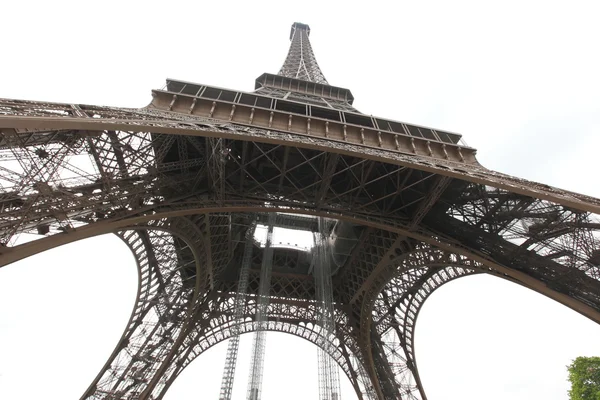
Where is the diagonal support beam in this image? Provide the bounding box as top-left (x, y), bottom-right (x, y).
top-left (408, 176), bottom-right (451, 230)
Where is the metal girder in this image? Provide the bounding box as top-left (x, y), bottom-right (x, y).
top-left (408, 176), bottom-right (451, 230)
top-left (219, 225), bottom-right (255, 400)
top-left (2, 22), bottom-right (600, 400)
top-left (315, 217), bottom-right (343, 400)
top-left (247, 214), bottom-right (275, 400)
top-left (1, 102), bottom-right (596, 213)
top-left (356, 245), bottom-right (496, 400)
top-left (278, 23), bottom-right (328, 84)
top-left (206, 136), bottom-right (226, 203)
top-left (373, 266), bottom-right (477, 399)
top-left (82, 217), bottom-right (207, 400)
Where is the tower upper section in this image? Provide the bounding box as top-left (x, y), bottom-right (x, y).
top-left (254, 23), bottom-right (356, 111)
top-left (152, 23), bottom-right (471, 162)
top-left (278, 23), bottom-right (328, 84)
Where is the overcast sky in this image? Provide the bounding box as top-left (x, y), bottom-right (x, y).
top-left (1, 1), bottom-right (600, 399)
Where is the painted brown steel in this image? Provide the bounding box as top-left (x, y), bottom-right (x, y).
top-left (1, 22), bottom-right (599, 400)
top-left (2, 111), bottom-right (598, 214)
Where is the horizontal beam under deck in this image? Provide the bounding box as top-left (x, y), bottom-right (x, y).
top-left (150, 89), bottom-right (473, 164)
top-left (0, 99), bottom-right (598, 216)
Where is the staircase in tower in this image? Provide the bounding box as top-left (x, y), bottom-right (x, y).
top-left (1, 21), bottom-right (600, 400)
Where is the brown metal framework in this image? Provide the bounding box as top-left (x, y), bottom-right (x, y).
top-left (0, 22), bottom-right (599, 400)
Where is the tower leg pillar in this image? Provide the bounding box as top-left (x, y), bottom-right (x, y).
top-left (360, 248), bottom-right (478, 400)
top-left (81, 223), bottom-right (207, 400)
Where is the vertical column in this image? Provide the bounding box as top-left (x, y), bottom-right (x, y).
top-left (82, 228), bottom-right (196, 400)
top-left (218, 224), bottom-right (256, 400)
top-left (246, 214), bottom-right (276, 400)
top-left (315, 217), bottom-right (342, 400)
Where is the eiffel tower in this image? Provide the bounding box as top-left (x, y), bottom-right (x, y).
top-left (1, 22), bottom-right (600, 400)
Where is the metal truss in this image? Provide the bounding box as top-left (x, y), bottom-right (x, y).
top-left (206, 137), bottom-right (226, 204)
top-left (2, 118), bottom-right (600, 399)
top-left (358, 245), bottom-right (491, 399)
top-left (82, 217), bottom-right (207, 399)
top-left (247, 214), bottom-right (275, 400)
top-left (1, 23), bottom-right (600, 400)
top-left (372, 266), bottom-right (476, 399)
top-left (2, 106), bottom-right (600, 398)
top-left (163, 290), bottom-right (369, 400)
top-left (278, 23), bottom-right (328, 84)
top-left (315, 217), bottom-right (343, 400)
top-left (443, 184), bottom-right (600, 284)
top-left (219, 224), bottom-right (255, 400)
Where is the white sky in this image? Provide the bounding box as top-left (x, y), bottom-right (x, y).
top-left (1, 1), bottom-right (600, 399)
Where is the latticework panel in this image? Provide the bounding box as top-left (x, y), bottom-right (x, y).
top-left (85, 232), bottom-right (188, 398)
top-left (278, 23), bottom-right (328, 85)
top-left (354, 246), bottom-right (498, 400)
top-left (372, 266), bottom-right (476, 399)
top-left (2, 92), bottom-right (600, 400)
top-left (338, 229), bottom-right (399, 304)
top-left (438, 184), bottom-right (600, 309)
top-left (81, 216), bottom-right (207, 399)
top-left (158, 293), bottom-right (363, 397)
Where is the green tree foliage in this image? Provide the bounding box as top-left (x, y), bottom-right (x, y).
top-left (568, 356), bottom-right (600, 400)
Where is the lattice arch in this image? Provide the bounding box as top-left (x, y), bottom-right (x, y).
top-left (357, 239), bottom-right (593, 400)
top-left (358, 245), bottom-right (506, 400)
top-left (80, 215), bottom-right (374, 400)
top-left (82, 217), bottom-right (209, 400)
top-left (157, 321), bottom-right (363, 399)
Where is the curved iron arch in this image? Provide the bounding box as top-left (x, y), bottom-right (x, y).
top-left (79, 215), bottom-right (372, 400)
top-left (3, 207), bottom-right (599, 399)
top-left (82, 216), bottom-right (209, 400)
top-left (158, 320), bottom-right (358, 399)
top-left (371, 266), bottom-right (477, 399)
top-left (358, 245), bottom-right (505, 399)
top-left (5, 206), bottom-right (598, 327)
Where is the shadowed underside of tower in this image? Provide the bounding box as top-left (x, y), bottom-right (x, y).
top-left (1, 22), bottom-right (600, 400)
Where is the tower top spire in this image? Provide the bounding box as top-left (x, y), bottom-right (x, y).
top-left (289, 22), bottom-right (310, 39)
top-left (278, 22), bottom-right (328, 84)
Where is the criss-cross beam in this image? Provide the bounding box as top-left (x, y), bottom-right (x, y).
top-left (428, 213), bottom-right (600, 309)
top-left (87, 229), bottom-right (374, 400)
top-left (77, 222), bottom-right (496, 398)
top-left (0, 121), bottom-right (207, 245)
top-left (372, 266), bottom-right (477, 399)
top-left (278, 22), bottom-right (328, 84)
top-left (2, 123), bottom-right (597, 318)
top-left (82, 217), bottom-right (208, 400)
top-left (444, 186), bottom-right (600, 280)
top-left (448, 184), bottom-right (535, 233)
top-left (147, 279), bottom-right (369, 400)
top-left (4, 19), bottom-right (600, 400)
top-left (1, 99), bottom-right (597, 210)
top-left (407, 176), bottom-right (452, 229)
top-left (1, 121), bottom-right (599, 323)
top-left (3, 98), bottom-right (600, 400)
top-left (356, 246), bottom-right (500, 400)
top-left (205, 136), bottom-right (226, 203)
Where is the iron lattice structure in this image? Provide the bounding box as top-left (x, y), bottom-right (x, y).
top-left (1, 22), bottom-right (600, 400)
